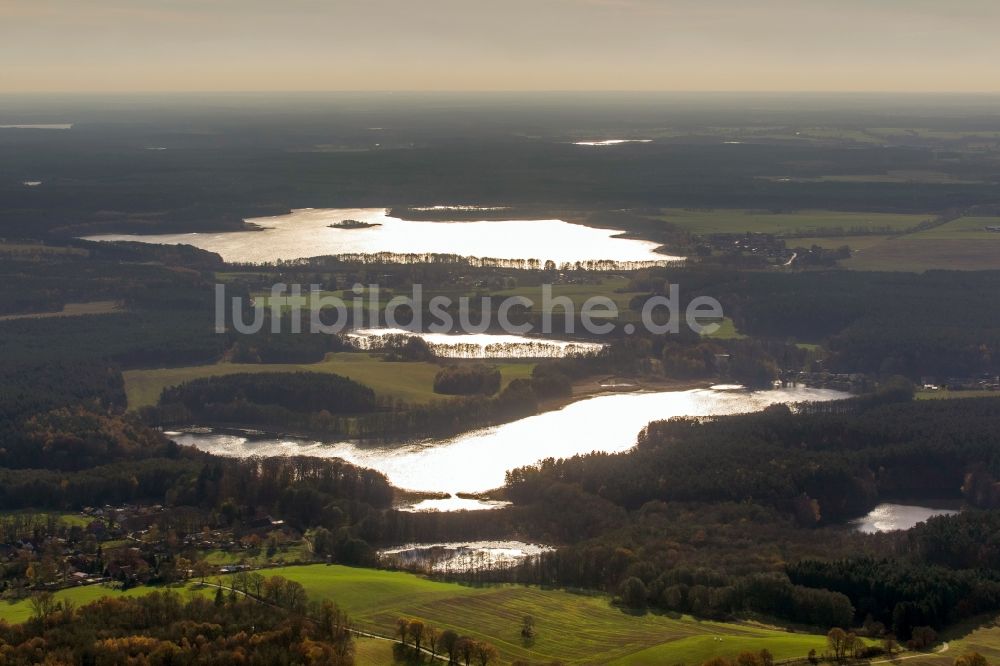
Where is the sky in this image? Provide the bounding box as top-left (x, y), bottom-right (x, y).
top-left (2, 0), bottom-right (1000, 93)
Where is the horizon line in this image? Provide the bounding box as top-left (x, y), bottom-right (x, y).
top-left (2, 89), bottom-right (1000, 96)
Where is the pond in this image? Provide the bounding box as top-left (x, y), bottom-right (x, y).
top-left (83, 207), bottom-right (679, 266)
top-left (170, 385), bottom-right (848, 510)
top-left (850, 502), bottom-right (961, 533)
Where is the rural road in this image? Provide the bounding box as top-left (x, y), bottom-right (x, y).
top-left (870, 641), bottom-right (949, 664)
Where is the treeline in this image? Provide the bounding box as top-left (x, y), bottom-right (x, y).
top-left (433, 364), bottom-right (501, 395)
top-left (160, 372), bottom-right (378, 415)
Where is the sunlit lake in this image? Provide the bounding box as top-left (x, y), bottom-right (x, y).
top-left (851, 502), bottom-right (961, 533)
top-left (378, 540), bottom-right (553, 572)
top-left (573, 139), bottom-right (653, 146)
top-left (84, 207), bottom-right (678, 266)
top-left (347, 328), bottom-right (604, 358)
top-left (171, 385), bottom-right (848, 510)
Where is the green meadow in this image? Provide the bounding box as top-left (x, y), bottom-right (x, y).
top-left (220, 565), bottom-right (838, 665)
top-left (656, 209), bottom-right (929, 235)
top-left (0, 564), bottom-right (918, 664)
top-left (124, 353), bottom-right (535, 410)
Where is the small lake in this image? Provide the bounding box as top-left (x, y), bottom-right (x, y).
top-left (851, 502), bottom-right (961, 533)
top-left (379, 540), bottom-right (553, 573)
top-left (171, 385), bottom-right (848, 510)
top-left (84, 207), bottom-right (678, 266)
top-left (573, 139), bottom-right (653, 146)
top-left (347, 328), bottom-right (604, 358)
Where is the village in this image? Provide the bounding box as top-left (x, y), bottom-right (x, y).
top-left (0, 504), bottom-right (308, 600)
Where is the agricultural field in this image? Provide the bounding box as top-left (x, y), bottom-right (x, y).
top-left (792, 217), bottom-right (1000, 271)
top-left (0, 301), bottom-right (122, 322)
top-left (221, 565), bottom-right (839, 665)
top-left (0, 562), bottom-right (959, 664)
top-left (916, 389), bottom-right (1000, 401)
top-left (908, 216), bottom-right (1000, 241)
top-left (839, 238), bottom-right (1000, 271)
top-left (123, 353), bottom-right (535, 409)
top-left (788, 236), bottom-right (891, 251)
top-left (0, 565), bottom-right (875, 665)
top-left (656, 209), bottom-right (929, 236)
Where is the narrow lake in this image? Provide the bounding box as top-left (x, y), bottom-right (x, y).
top-left (84, 207), bottom-right (678, 266)
top-left (347, 328), bottom-right (604, 358)
top-left (171, 385), bottom-right (848, 510)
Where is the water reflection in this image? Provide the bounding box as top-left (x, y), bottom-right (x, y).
top-left (84, 207), bottom-right (677, 265)
top-left (379, 540), bottom-right (553, 573)
top-left (172, 385), bottom-right (848, 509)
top-left (347, 327), bottom-right (604, 358)
top-left (851, 502), bottom-right (961, 533)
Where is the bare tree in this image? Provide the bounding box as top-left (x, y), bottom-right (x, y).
top-left (474, 640), bottom-right (499, 666)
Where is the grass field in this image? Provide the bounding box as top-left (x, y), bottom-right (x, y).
top-left (840, 237), bottom-right (1000, 271)
top-left (0, 582), bottom-right (211, 626)
top-left (0, 301), bottom-right (122, 322)
top-left (0, 565), bottom-right (897, 664)
top-left (906, 616), bottom-right (1000, 666)
top-left (908, 216), bottom-right (1000, 241)
top-left (123, 353), bottom-right (534, 410)
top-left (214, 565), bottom-right (835, 665)
top-left (0, 510), bottom-right (91, 528)
top-left (917, 389), bottom-right (1000, 401)
top-left (656, 209), bottom-right (929, 235)
top-left (201, 542), bottom-right (313, 567)
top-left (701, 317), bottom-right (746, 340)
top-left (814, 216), bottom-right (1000, 271)
top-left (789, 235), bottom-right (891, 251)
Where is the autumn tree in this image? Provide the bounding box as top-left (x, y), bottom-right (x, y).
top-left (408, 619), bottom-right (426, 654)
top-left (396, 618), bottom-right (410, 646)
top-left (475, 640), bottom-right (499, 666)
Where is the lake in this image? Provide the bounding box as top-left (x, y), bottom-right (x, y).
top-left (378, 540), bottom-right (553, 573)
top-left (83, 207), bottom-right (678, 266)
top-left (346, 328), bottom-right (604, 358)
top-left (170, 385), bottom-right (848, 510)
top-left (851, 502), bottom-right (961, 533)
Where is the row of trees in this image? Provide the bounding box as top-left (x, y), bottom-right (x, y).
top-left (395, 617), bottom-right (499, 665)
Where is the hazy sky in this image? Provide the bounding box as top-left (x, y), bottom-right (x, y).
top-left (3, 0), bottom-right (1000, 93)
